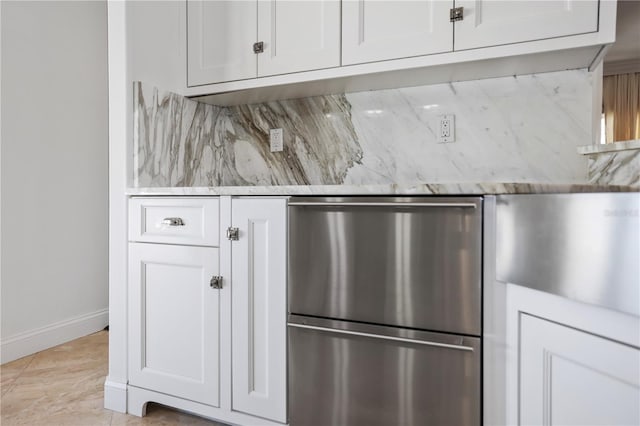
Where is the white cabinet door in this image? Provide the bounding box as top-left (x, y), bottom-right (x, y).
top-left (520, 314), bottom-right (640, 426)
top-left (187, 0), bottom-right (257, 86)
top-left (455, 0), bottom-right (600, 51)
top-left (231, 198), bottom-right (287, 423)
top-left (128, 243), bottom-right (220, 407)
top-left (257, 0), bottom-right (340, 77)
top-left (342, 0), bottom-right (452, 66)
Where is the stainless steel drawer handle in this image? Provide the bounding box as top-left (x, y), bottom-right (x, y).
top-left (288, 323), bottom-right (474, 352)
top-left (287, 202), bottom-right (477, 208)
top-left (161, 217), bottom-right (185, 226)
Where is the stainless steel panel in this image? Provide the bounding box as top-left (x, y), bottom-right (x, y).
top-left (288, 315), bottom-right (481, 426)
top-left (496, 193), bottom-right (640, 317)
top-left (289, 196), bottom-right (483, 336)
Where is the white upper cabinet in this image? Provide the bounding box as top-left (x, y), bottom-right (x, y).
top-left (180, 0), bottom-right (614, 103)
top-left (187, 0), bottom-right (340, 86)
top-left (187, 1), bottom-right (257, 86)
top-left (454, 0), bottom-right (600, 51)
top-left (257, 0), bottom-right (340, 77)
top-left (342, 0), bottom-right (452, 66)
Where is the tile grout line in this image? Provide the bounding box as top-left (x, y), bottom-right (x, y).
top-left (2, 353), bottom-right (38, 397)
top-left (3, 331), bottom-right (220, 425)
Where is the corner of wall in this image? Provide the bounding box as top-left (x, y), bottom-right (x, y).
top-left (1, 309), bottom-right (108, 364)
top-left (591, 62), bottom-right (603, 145)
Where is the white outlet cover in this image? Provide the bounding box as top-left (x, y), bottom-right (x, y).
top-left (437, 114), bottom-right (455, 143)
top-left (270, 128), bottom-right (284, 152)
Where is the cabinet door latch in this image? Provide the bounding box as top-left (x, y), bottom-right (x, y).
top-left (226, 227), bottom-right (239, 241)
top-left (210, 275), bottom-right (223, 289)
top-left (253, 42), bottom-right (264, 54)
top-left (450, 7), bottom-right (464, 22)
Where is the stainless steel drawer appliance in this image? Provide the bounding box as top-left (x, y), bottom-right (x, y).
top-left (288, 196), bottom-right (483, 426)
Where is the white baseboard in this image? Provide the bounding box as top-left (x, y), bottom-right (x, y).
top-left (0, 308), bottom-right (109, 364)
top-left (104, 379), bottom-right (128, 413)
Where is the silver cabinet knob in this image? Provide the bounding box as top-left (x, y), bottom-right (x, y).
top-left (210, 275), bottom-right (223, 289)
top-left (450, 7), bottom-right (464, 22)
top-left (226, 227), bottom-right (239, 241)
top-left (162, 217), bottom-right (185, 226)
top-left (253, 41), bottom-right (264, 54)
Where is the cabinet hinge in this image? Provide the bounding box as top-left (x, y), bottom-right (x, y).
top-left (450, 7), bottom-right (464, 22)
top-left (210, 275), bottom-right (223, 289)
top-left (226, 227), bottom-right (239, 241)
top-left (253, 41), bottom-right (264, 54)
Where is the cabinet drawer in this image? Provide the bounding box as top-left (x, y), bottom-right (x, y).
top-left (129, 197), bottom-right (219, 246)
top-left (289, 196), bottom-right (482, 336)
top-left (288, 315), bottom-right (481, 426)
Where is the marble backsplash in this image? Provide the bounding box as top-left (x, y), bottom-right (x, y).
top-left (133, 70), bottom-right (593, 188)
top-left (585, 145), bottom-right (640, 187)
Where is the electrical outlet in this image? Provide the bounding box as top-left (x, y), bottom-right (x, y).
top-left (270, 128), bottom-right (283, 152)
top-left (438, 114), bottom-right (455, 143)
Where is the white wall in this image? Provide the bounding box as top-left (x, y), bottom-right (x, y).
top-left (1, 1), bottom-right (109, 363)
top-left (127, 1), bottom-right (186, 96)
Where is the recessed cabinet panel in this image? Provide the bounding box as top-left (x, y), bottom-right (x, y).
top-left (520, 314), bottom-right (640, 425)
top-left (231, 198), bottom-right (287, 423)
top-left (454, 0), bottom-right (599, 51)
top-left (342, 0), bottom-right (453, 66)
top-left (257, 0), bottom-right (340, 77)
top-left (144, 262), bottom-right (204, 380)
top-left (128, 243), bottom-right (220, 407)
top-left (187, 0), bottom-right (257, 86)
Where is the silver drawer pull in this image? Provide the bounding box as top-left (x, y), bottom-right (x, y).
top-left (288, 323), bottom-right (474, 352)
top-left (161, 217), bottom-right (185, 226)
top-left (287, 202), bottom-right (477, 208)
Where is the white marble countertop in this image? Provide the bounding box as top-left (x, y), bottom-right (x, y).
top-left (577, 140), bottom-right (640, 155)
top-left (127, 182), bottom-right (639, 196)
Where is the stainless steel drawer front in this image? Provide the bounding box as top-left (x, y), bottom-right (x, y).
top-left (288, 196), bottom-right (483, 336)
top-left (288, 315), bottom-right (481, 426)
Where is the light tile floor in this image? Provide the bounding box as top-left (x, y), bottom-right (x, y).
top-left (1, 331), bottom-right (225, 425)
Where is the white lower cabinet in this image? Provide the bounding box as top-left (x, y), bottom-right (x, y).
top-left (127, 196), bottom-right (287, 425)
top-left (502, 284), bottom-right (640, 426)
top-left (128, 243), bottom-right (220, 406)
top-left (231, 198), bottom-right (287, 422)
top-left (520, 314), bottom-right (640, 426)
